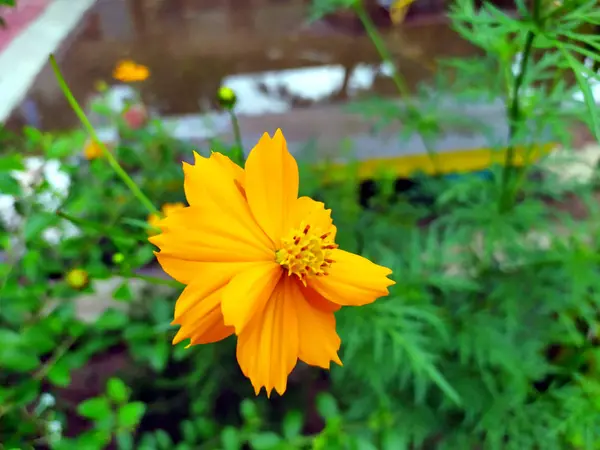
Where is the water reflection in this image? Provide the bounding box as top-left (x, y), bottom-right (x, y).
top-left (7, 0), bottom-right (480, 132)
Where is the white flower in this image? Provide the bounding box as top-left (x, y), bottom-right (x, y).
top-left (39, 393), bottom-right (56, 409)
top-left (0, 194), bottom-right (21, 230)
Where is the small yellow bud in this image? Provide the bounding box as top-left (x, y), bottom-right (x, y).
top-left (66, 269), bottom-right (89, 290)
top-left (217, 86), bottom-right (237, 109)
top-left (94, 80), bottom-right (109, 92)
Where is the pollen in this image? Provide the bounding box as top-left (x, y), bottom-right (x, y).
top-left (275, 222), bottom-right (337, 285)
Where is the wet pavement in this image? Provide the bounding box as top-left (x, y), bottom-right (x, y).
top-left (5, 0), bottom-right (481, 132)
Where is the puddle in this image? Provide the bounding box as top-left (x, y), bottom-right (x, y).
top-left (5, 0), bottom-right (482, 132)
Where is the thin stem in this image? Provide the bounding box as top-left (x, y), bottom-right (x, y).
top-left (353, 1), bottom-right (441, 175)
top-left (49, 55), bottom-right (158, 215)
top-left (57, 210), bottom-right (145, 242)
top-left (229, 109), bottom-right (245, 165)
top-left (498, 0), bottom-right (542, 212)
top-left (127, 271), bottom-right (183, 289)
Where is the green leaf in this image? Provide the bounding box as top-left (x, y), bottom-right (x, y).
top-left (117, 401), bottom-right (146, 429)
top-left (113, 282), bottom-right (133, 302)
top-left (155, 429), bottom-right (172, 450)
top-left (0, 345), bottom-right (40, 372)
top-left (0, 173), bottom-right (21, 195)
top-left (95, 309), bottom-right (128, 330)
top-left (381, 430), bottom-right (408, 450)
top-left (181, 420), bottom-right (197, 443)
top-left (147, 339), bottom-right (169, 372)
top-left (76, 430), bottom-right (112, 450)
top-left (560, 46), bottom-right (600, 142)
top-left (221, 426), bottom-right (242, 450)
top-left (240, 398), bottom-right (258, 421)
top-left (24, 212), bottom-right (58, 242)
top-left (47, 360), bottom-right (71, 387)
top-left (77, 397), bottom-right (112, 421)
top-left (107, 377), bottom-right (130, 404)
top-left (316, 392), bottom-right (339, 420)
top-left (282, 410), bottom-right (303, 439)
top-left (249, 432), bottom-right (282, 450)
top-left (116, 430), bottom-right (134, 450)
top-left (0, 154), bottom-right (23, 171)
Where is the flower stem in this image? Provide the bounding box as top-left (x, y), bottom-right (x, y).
top-left (353, 0), bottom-right (441, 175)
top-left (49, 55), bottom-right (159, 215)
top-left (498, 0), bottom-right (541, 212)
top-left (228, 109), bottom-right (245, 165)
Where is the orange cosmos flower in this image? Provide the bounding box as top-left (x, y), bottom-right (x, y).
top-left (149, 129), bottom-right (395, 396)
top-left (84, 139), bottom-right (103, 160)
top-left (113, 60), bottom-right (150, 83)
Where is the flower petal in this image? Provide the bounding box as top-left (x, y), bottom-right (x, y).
top-left (221, 262), bottom-right (282, 334)
top-left (236, 277), bottom-right (299, 396)
top-left (184, 151), bottom-right (242, 206)
top-left (150, 206), bottom-right (273, 263)
top-left (155, 254), bottom-right (257, 286)
top-left (172, 283), bottom-right (234, 345)
top-left (170, 262), bottom-right (260, 318)
top-left (244, 129), bottom-right (299, 242)
top-left (295, 283), bottom-right (342, 369)
top-left (309, 249), bottom-right (395, 306)
top-left (181, 151), bottom-right (269, 249)
top-left (299, 283), bottom-right (341, 312)
top-left (211, 151), bottom-right (245, 189)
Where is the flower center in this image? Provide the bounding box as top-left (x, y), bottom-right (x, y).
top-left (275, 222), bottom-right (337, 284)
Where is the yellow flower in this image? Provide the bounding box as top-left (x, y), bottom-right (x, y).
top-left (147, 202), bottom-right (186, 236)
top-left (149, 130), bottom-right (395, 396)
top-left (84, 139), bottom-right (103, 160)
top-left (113, 60), bottom-right (150, 83)
top-left (66, 269), bottom-right (89, 290)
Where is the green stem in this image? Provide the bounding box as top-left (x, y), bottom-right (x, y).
top-left (57, 210), bottom-right (145, 242)
top-left (126, 272), bottom-right (183, 289)
top-left (498, 0), bottom-right (541, 212)
top-left (229, 109), bottom-right (245, 165)
top-left (353, 1), bottom-right (441, 175)
top-left (49, 55), bottom-right (158, 215)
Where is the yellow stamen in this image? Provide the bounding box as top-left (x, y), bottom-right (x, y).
top-left (275, 221), bottom-right (337, 285)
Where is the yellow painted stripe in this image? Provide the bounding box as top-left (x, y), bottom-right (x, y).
top-left (317, 143), bottom-right (557, 182)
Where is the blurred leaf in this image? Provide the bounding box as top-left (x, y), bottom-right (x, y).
top-left (181, 420), bottom-right (197, 443)
top-left (95, 309), bottom-right (128, 330)
top-left (47, 360), bottom-right (71, 387)
top-left (316, 392), bottom-right (340, 420)
top-left (249, 432), bottom-right (282, 450)
top-left (113, 282), bottom-right (133, 302)
top-left (117, 402), bottom-right (146, 429)
top-left (77, 397), bottom-right (112, 421)
top-left (24, 212), bottom-right (58, 242)
top-left (155, 429), bottom-right (173, 450)
top-left (221, 426), bottom-right (242, 450)
top-left (282, 410), bottom-right (303, 439)
top-left (107, 377), bottom-right (130, 404)
top-left (147, 339), bottom-right (169, 372)
top-left (0, 173), bottom-right (21, 195)
top-left (240, 398), bottom-right (258, 422)
top-left (0, 154), bottom-right (23, 171)
top-left (116, 430), bottom-right (134, 450)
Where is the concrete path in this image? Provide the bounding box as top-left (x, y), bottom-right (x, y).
top-left (0, 0), bottom-right (96, 123)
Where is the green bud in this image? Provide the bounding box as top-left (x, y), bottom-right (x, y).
top-left (217, 86), bottom-right (237, 109)
top-left (112, 253), bottom-right (125, 264)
